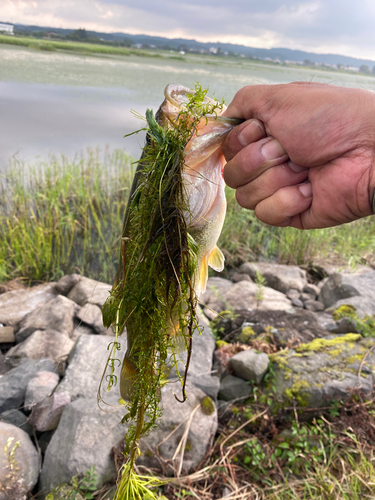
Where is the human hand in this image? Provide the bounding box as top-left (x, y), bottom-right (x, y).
top-left (222, 82), bottom-right (375, 229)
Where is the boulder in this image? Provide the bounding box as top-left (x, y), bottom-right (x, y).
top-left (67, 276), bottom-right (111, 307)
top-left (304, 300), bottom-right (325, 312)
top-left (319, 271), bottom-right (375, 309)
top-left (16, 295), bottom-right (78, 343)
top-left (55, 274), bottom-right (81, 296)
top-left (0, 326), bottom-right (15, 344)
top-left (56, 333), bottom-right (125, 403)
top-left (0, 283), bottom-right (57, 328)
top-left (201, 277), bottom-right (234, 313)
top-left (0, 422), bottom-right (39, 500)
top-left (137, 385), bottom-right (217, 475)
top-left (220, 281), bottom-right (292, 312)
top-left (303, 283), bottom-right (320, 297)
top-left (24, 371), bottom-right (60, 410)
top-left (0, 358), bottom-right (55, 413)
top-left (186, 374), bottom-right (220, 401)
top-left (76, 303), bottom-right (109, 335)
top-left (218, 375), bottom-right (252, 401)
top-left (29, 392), bottom-right (71, 432)
top-left (39, 397), bottom-right (125, 493)
top-left (8, 329), bottom-right (75, 374)
top-left (270, 334), bottom-right (375, 410)
top-left (231, 273), bottom-right (252, 283)
top-left (229, 350), bottom-right (269, 384)
top-left (239, 262), bottom-right (307, 293)
top-left (0, 409), bottom-right (33, 436)
top-left (331, 296), bottom-right (375, 319)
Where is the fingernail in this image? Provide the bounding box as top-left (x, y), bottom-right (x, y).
top-left (237, 120), bottom-right (264, 146)
top-left (288, 161), bottom-right (307, 173)
top-left (299, 182), bottom-right (312, 198)
top-left (262, 139), bottom-right (287, 161)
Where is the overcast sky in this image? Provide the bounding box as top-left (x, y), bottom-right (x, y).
top-left (3, 0), bottom-right (375, 60)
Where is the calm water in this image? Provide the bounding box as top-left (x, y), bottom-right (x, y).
top-left (1, 44), bottom-right (375, 170)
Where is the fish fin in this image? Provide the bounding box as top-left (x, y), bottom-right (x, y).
top-left (208, 245), bottom-right (225, 272)
top-left (120, 355), bottom-right (137, 401)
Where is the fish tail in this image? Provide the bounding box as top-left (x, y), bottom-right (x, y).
top-left (120, 354), bottom-right (138, 401)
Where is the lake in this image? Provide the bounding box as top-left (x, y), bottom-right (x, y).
top-left (1, 43), bottom-right (375, 170)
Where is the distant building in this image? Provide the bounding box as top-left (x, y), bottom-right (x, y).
top-left (0, 23), bottom-right (13, 35)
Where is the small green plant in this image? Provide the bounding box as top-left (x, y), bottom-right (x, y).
top-left (46, 465), bottom-right (98, 500)
top-left (333, 304), bottom-right (375, 337)
top-left (254, 270), bottom-right (267, 308)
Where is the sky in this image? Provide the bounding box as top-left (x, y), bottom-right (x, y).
top-left (3, 0), bottom-right (375, 60)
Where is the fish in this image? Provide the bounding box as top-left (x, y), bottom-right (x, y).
top-left (115, 84), bottom-right (242, 401)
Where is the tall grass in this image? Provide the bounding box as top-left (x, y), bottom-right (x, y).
top-left (1, 151), bottom-right (375, 285)
top-left (0, 149), bottom-right (134, 284)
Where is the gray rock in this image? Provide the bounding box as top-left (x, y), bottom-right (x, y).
top-left (0, 409), bottom-right (33, 436)
top-left (331, 296), bottom-right (375, 319)
top-left (76, 303), bottom-right (109, 335)
top-left (16, 295), bottom-right (78, 343)
top-left (303, 283), bottom-right (320, 297)
top-left (169, 314), bottom-right (216, 380)
top-left (326, 317), bottom-right (358, 334)
top-left (0, 283), bottom-right (57, 329)
top-left (29, 392), bottom-right (71, 432)
top-left (304, 300), bottom-right (325, 312)
top-left (229, 350), bottom-right (269, 384)
top-left (70, 323), bottom-right (96, 341)
top-left (200, 277), bottom-right (234, 313)
top-left (300, 293), bottom-right (316, 303)
top-left (319, 271), bottom-right (375, 309)
top-left (25, 371), bottom-right (60, 410)
top-left (39, 397), bottom-right (125, 493)
top-left (231, 273), bottom-right (252, 283)
top-left (67, 276), bottom-right (111, 307)
top-left (8, 329), bottom-right (75, 374)
top-left (239, 262), bottom-right (307, 294)
top-left (218, 375), bottom-right (252, 401)
top-left (291, 298), bottom-right (304, 308)
top-left (55, 274), bottom-right (81, 296)
top-left (271, 334), bottom-right (374, 409)
top-left (137, 385), bottom-right (217, 475)
top-left (220, 281), bottom-right (292, 312)
top-left (187, 374), bottom-right (220, 401)
top-left (56, 334), bottom-right (125, 402)
top-left (0, 422), bottom-right (39, 499)
top-left (0, 358), bottom-right (55, 413)
top-left (287, 289), bottom-right (300, 300)
top-left (0, 326), bottom-right (15, 344)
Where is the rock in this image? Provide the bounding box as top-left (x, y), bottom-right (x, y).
top-left (0, 422), bottom-right (39, 499)
top-left (239, 262), bottom-right (307, 294)
top-left (187, 374), bottom-right (220, 401)
top-left (303, 283), bottom-right (320, 297)
top-left (326, 317), bottom-right (358, 334)
top-left (24, 371), bottom-right (60, 410)
top-left (291, 298), bottom-right (304, 308)
top-left (270, 334), bottom-right (375, 410)
top-left (0, 326), bottom-right (15, 343)
top-left (0, 358), bottom-right (55, 413)
top-left (16, 295), bottom-right (78, 343)
top-left (0, 283), bottom-right (57, 329)
top-left (220, 281), bottom-right (292, 312)
top-left (229, 350), bottom-right (269, 384)
top-left (8, 329), bottom-right (75, 374)
top-left (55, 274), bottom-right (81, 296)
top-left (39, 397), bottom-right (125, 493)
top-left (319, 271), bottom-right (375, 309)
top-left (56, 334), bottom-right (125, 402)
top-left (287, 289), bottom-right (300, 300)
top-left (201, 277), bottom-right (234, 313)
top-left (168, 314), bottom-right (216, 380)
top-left (71, 323), bottom-right (96, 341)
top-left (300, 292), bottom-right (316, 303)
top-left (304, 300), bottom-right (325, 312)
top-left (29, 392), bottom-right (71, 432)
top-left (0, 410), bottom-right (33, 436)
top-left (231, 273), bottom-right (252, 283)
top-left (331, 296), bottom-right (375, 319)
top-left (137, 385), bottom-right (217, 475)
top-left (218, 375), bottom-right (252, 401)
top-left (76, 303), bottom-right (109, 335)
top-left (67, 276), bottom-right (111, 307)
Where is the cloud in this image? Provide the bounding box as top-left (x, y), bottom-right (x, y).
top-left (2, 0), bottom-right (375, 60)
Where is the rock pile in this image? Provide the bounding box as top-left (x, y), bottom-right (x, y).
top-left (1, 263), bottom-right (375, 497)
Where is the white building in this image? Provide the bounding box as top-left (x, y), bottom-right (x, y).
top-left (0, 23), bottom-right (14, 35)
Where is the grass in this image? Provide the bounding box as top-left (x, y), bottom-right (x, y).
top-left (0, 34), bottom-right (158, 58)
top-left (1, 150), bottom-right (375, 286)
